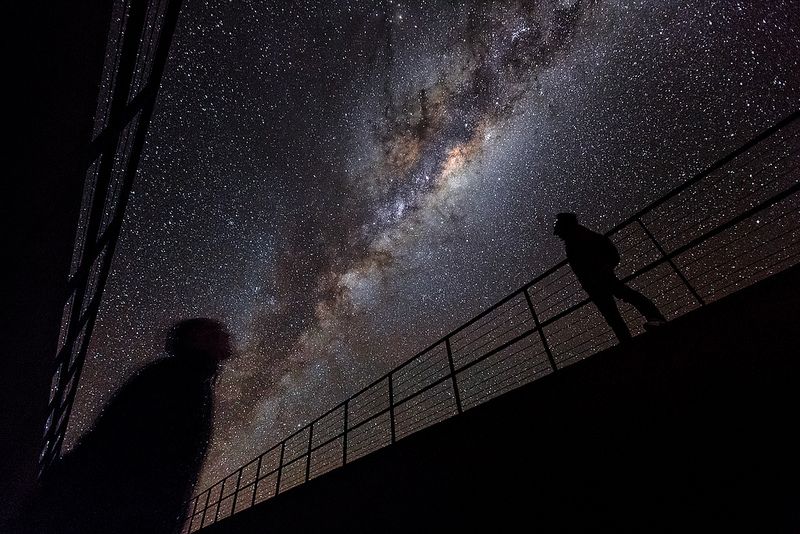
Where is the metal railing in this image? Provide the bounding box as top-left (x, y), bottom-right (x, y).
top-left (184, 109), bottom-right (800, 532)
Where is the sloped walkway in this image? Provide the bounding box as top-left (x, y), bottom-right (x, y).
top-left (202, 265), bottom-right (800, 533)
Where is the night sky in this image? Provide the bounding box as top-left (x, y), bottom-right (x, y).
top-left (66, 0), bottom-right (800, 489)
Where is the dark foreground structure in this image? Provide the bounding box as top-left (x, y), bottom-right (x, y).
top-left (3, 0), bottom-right (797, 527)
top-left (185, 110), bottom-right (799, 533)
top-left (3, 1), bottom-right (185, 519)
top-left (200, 265), bottom-right (799, 533)
top-left (8, 319), bottom-right (230, 534)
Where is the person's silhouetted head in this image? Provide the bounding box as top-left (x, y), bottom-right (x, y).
top-left (166, 317), bottom-right (233, 367)
top-left (553, 212), bottom-right (579, 240)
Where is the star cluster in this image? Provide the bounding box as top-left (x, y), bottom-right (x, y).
top-left (66, 0), bottom-right (800, 490)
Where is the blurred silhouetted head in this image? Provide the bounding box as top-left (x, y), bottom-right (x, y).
top-left (166, 318), bottom-right (233, 365)
top-left (553, 212), bottom-right (579, 240)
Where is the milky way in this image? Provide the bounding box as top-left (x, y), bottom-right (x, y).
top-left (273, 0), bottom-right (597, 439)
top-left (66, 0), bottom-right (800, 489)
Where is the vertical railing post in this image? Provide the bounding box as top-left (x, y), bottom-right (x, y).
top-left (275, 441), bottom-right (285, 495)
top-left (523, 287), bottom-right (558, 372)
top-left (187, 494), bottom-right (199, 532)
top-left (305, 423), bottom-right (314, 482)
top-left (444, 338), bottom-right (463, 414)
top-left (230, 467), bottom-right (243, 517)
top-left (199, 488), bottom-right (211, 527)
top-left (251, 454), bottom-right (263, 507)
top-left (189, 499), bottom-right (197, 532)
top-left (213, 481), bottom-right (223, 522)
top-left (636, 218), bottom-right (705, 306)
top-left (342, 400), bottom-right (349, 466)
top-left (388, 373), bottom-right (396, 443)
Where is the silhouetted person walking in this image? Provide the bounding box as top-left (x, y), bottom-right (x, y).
top-left (554, 213), bottom-right (665, 342)
top-left (9, 318), bottom-right (232, 534)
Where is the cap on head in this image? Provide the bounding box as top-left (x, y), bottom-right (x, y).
top-left (166, 318), bottom-right (232, 363)
top-left (553, 212), bottom-right (578, 237)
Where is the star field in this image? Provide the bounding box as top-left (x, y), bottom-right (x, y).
top-left (66, 0), bottom-right (800, 490)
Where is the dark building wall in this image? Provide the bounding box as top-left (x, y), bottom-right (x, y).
top-left (204, 266), bottom-right (800, 533)
top-left (1, 2), bottom-right (112, 520)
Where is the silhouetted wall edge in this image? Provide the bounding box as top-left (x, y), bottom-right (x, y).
top-left (2, 1), bottom-right (113, 520)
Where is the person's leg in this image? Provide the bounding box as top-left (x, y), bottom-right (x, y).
top-left (591, 292), bottom-right (632, 342)
top-left (611, 280), bottom-right (666, 322)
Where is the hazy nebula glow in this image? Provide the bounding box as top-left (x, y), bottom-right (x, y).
top-left (66, 0), bottom-right (800, 489)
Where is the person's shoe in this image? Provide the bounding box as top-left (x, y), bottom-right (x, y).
top-left (643, 319), bottom-right (666, 331)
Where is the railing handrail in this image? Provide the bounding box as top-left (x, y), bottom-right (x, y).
top-left (187, 108), bottom-right (800, 528)
top-left (605, 109), bottom-right (800, 236)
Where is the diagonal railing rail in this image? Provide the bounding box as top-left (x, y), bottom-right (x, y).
top-left (184, 109), bottom-right (800, 532)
